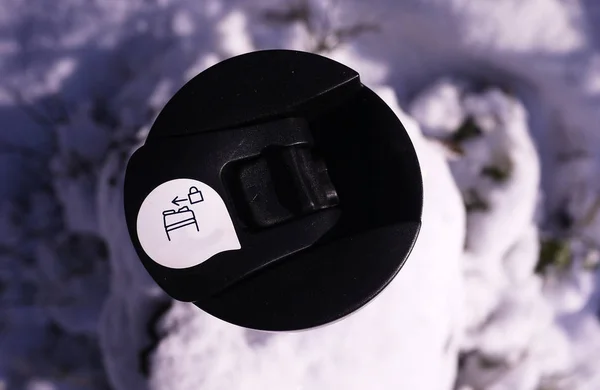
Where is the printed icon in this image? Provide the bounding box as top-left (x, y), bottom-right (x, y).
top-left (172, 186), bottom-right (205, 206)
top-left (136, 178), bottom-right (241, 269)
top-left (188, 186), bottom-right (204, 204)
top-left (162, 186), bottom-right (205, 240)
top-left (163, 206), bottom-right (199, 241)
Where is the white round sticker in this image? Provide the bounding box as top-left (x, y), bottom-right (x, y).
top-left (136, 178), bottom-right (241, 269)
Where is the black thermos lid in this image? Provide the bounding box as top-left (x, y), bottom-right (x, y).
top-left (123, 49), bottom-right (423, 331)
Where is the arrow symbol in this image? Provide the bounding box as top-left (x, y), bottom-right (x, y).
top-left (172, 196), bottom-right (188, 207)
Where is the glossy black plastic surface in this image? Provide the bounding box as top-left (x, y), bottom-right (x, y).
top-left (124, 50), bottom-right (423, 331)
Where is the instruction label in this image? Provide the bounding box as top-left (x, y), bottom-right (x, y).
top-left (136, 178), bottom-right (241, 269)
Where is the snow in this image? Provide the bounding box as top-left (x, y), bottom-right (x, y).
top-left (141, 88), bottom-right (464, 390)
top-left (1, 0), bottom-right (600, 389)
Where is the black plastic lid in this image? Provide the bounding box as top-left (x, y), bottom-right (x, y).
top-left (124, 49), bottom-right (423, 331)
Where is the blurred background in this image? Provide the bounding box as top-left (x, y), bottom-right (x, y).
top-left (1, 0), bottom-right (600, 389)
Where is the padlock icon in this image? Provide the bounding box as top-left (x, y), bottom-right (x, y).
top-left (188, 186), bottom-right (204, 204)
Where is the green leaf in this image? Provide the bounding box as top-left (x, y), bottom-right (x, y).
top-left (464, 188), bottom-right (489, 212)
top-left (535, 238), bottom-right (571, 275)
top-left (451, 117), bottom-right (483, 143)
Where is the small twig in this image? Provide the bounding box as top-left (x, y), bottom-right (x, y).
top-left (577, 196), bottom-right (600, 229)
top-left (331, 23), bottom-right (380, 42)
top-left (262, 0), bottom-right (379, 53)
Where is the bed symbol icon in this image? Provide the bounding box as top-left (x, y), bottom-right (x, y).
top-left (162, 206), bottom-right (199, 241)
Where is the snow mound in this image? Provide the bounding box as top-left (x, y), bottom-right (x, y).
top-left (143, 87), bottom-right (464, 390)
top-left (409, 78), bottom-right (600, 390)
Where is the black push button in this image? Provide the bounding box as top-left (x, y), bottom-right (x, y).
top-left (265, 146), bottom-right (339, 215)
top-left (228, 145), bottom-right (339, 229)
top-left (123, 50), bottom-right (423, 331)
